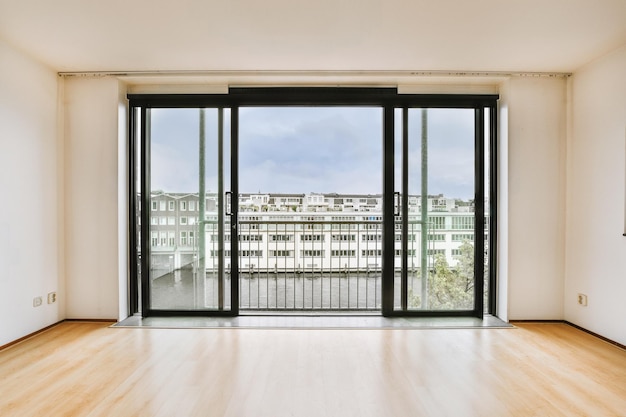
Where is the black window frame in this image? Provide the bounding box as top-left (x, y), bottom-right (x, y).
top-left (128, 87), bottom-right (498, 318)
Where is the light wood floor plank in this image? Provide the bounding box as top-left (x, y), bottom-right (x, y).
top-left (1, 322), bottom-right (624, 417)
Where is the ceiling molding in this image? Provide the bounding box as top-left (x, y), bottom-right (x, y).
top-left (59, 70), bottom-right (572, 79)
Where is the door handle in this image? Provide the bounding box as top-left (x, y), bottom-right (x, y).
top-left (394, 192), bottom-right (401, 216)
top-left (225, 191), bottom-right (232, 216)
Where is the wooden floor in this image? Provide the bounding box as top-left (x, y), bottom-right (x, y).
top-left (1, 322), bottom-right (625, 417)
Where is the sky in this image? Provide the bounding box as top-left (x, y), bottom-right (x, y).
top-left (149, 106), bottom-right (476, 200)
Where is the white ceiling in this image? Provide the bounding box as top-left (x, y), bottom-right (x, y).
top-left (1, 0), bottom-right (625, 74)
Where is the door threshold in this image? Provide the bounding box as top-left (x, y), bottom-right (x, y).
top-left (240, 310), bottom-right (382, 317)
top-left (113, 314), bottom-right (512, 329)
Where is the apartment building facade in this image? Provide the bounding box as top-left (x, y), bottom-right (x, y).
top-left (147, 191), bottom-right (484, 275)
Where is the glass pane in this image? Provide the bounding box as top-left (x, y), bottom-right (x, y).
top-left (238, 107), bottom-right (382, 311)
top-left (147, 108), bottom-right (230, 311)
top-left (404, 108), bottom-right (476, 311)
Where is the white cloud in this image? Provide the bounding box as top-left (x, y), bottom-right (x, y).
top-left (149, 106), bottom-right (476, 200)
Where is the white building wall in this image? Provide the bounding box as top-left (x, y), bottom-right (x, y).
top-left (0, 39), bottom-right (62, 346)
top-left (565, 44), bottom-right (626, 345)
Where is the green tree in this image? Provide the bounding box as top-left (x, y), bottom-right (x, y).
top-left (456, 240), bottom-right (475, 294)
top-left (428, 253), bottom-right (473, 309)
top-left (408, 242), bottom-right (475, 310)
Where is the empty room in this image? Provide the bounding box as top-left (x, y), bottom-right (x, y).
top-left (1, 1), bottom-right (625, 415)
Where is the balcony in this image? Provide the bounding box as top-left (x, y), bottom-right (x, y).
top-left (148, 215), bottom-right (477, 312)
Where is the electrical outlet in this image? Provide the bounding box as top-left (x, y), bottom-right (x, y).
top-left (577, 293), bottom-right (588, 306)
top-left (33, 297), bottom-right (43, 307)
top-left (47, 292), bottom-right (57, 304)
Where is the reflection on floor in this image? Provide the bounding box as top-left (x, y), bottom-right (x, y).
top-left (113, 314), bottom-right (513, 329)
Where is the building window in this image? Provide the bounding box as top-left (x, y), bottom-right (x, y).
top-left (180, 201), bottom-right (187, 211)
top-left (240, 250), bottom-right (263, 257)
top-left (189, 201), bottom-right (195, 211)
top-left (304, 224), bottom-right (324, 230)
top-left (301, 250), bottom-right (324, 257)
top-left (168, 201), bottom-right (175, 211)
top-left (269, 250), bottom-right (292, 257)
top-left (452, 216), bottom-right (474, 230)
top-left (362, 249), bottom-right (382, 257)
top-left (452, 233), bottom-right (473, 242)
top-left (271, 235), bottom-right (292, 242)
top-left (301, 234), bottom-right (324, 241)
top-left (332, 234), bottom-right (355, 241)
top-left (239, 234), bottom-right (262, 241)
top-left (428, 234), bottom-right (446, 241)
top-left (159, 201), bottom-right (166, 211)
top-left (168, 232), bottom-right (175, 246)
top-left (168, 217), bottom-right (175, 225)
top-left (180, 217), bottom-right (187, 225)
top-left (430, 216), bottom-right (446, 230)
top-left (151, 201), bottom-right (158, 211)
top-left (331, 250), bottom-right (355, 257)
top-left (180, 231), bottom-right (187, 246)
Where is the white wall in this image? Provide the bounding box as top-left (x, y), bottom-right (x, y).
top-left (501, 77), bottom-right (567, 320)
top-left (0, 55), bottom-right (573, 342)
top-left (117, 84), bottom-right (129, 321)
top-left (0, 39), bottom-right (62, 346)
top-left (60, 76), bottom-right (570, 324)
top-left (565, 45), bottom-right (626, 345)
top-left (64, 77), bottom-right (126, 320)
top-left (53, 69), bottom-right (626, 345)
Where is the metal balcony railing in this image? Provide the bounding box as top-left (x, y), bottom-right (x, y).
top-left (146, 217), bottom-right (480, 312)
top-left (201, 219), bottom-right (426, 311)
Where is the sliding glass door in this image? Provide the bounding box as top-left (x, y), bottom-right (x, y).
top-left (392, 108), bottom-right (486, 314)
top-left (129, 89), bottom-right (497, 318)
top-left (136, 107), bottom-right (233, 314)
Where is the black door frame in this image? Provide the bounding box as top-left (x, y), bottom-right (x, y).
top-left (128, 88), bottom-right (498, 318)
